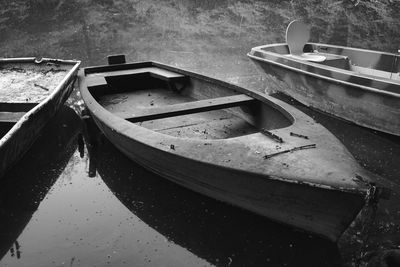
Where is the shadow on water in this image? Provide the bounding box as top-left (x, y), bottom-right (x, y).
top-left (84, 117), bottom-right (342, 267)
top-left (0, 106), bottom-right (82, 261)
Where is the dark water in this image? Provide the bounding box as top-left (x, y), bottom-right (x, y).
top-left (0, 1), bottom-right (400, 266)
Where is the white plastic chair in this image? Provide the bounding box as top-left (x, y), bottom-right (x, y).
top-left (285, 20), bottom-right (326, 62)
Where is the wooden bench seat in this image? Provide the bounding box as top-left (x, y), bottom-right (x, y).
top-left (0, 111), bottom-right (26, 123)
top-left (120, 94), bottom-right (255, 123)
top-left (88, 67), bottom-right (187, 82)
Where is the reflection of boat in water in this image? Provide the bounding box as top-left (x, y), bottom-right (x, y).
top-left (79, 58), bottom-right (386, 241)
top-left (0, 106), bottom-right (82, 260)
top-left (84, 121), bottom-right (342, 266)
top-left (0, 57), bottom-right (80, 179)
top-left (248, 20), bottom-right (400, 136)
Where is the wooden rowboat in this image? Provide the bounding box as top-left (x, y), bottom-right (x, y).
top-left (79, 56), bottom-right (384, 241)
top-left (0, 57), bottom-right (80, 179)
top-left (248, 21), bottom-right (400, 136)
top-left (86, 134), bottom-right (341, 265)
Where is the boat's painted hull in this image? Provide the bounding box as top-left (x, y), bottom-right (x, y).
top-left (0, 58), bottom-right (80, 179)
top-left (248, 44), bottom-right (400, 136)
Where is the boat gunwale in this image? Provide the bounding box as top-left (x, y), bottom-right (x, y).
top-left (79, 61), bottom-right (370, 195)
top-left (248, 43), bottom-right (400, 98)
top-left (0, 57), bottom-right (81, 147)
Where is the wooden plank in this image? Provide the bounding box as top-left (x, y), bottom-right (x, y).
top-left (88, 67), bottom-right (186, 81)
top-left (86, 76), bottom-right (107, 88)
top-left (123, 94), bottom-right (255, 123)
top-left (0, 111), bottom-right (26, 123)
top-left (0, 103), bottom-right (37, 112)
top-left (84, 61), bottom-right (153, 75)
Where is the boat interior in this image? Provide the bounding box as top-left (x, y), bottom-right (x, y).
top-left (249, 20), bottom-right (400, 95)
top-left (256, 43), bottom-right (400, 94)
top-left (0, 62), bottom-right (71, 140)
top-left (282, 20), bottom-right (400, 81)
top-left (85, 63), bottom-right (293, 140)
top-left (0, 103), bottom-right (38, 139)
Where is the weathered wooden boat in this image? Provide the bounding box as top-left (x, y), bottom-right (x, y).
top-left (0, 57), bottom-right (80, 179)
top-left (248, 20), bottom-right (400, 136)
top-left (79, 56), bottom-right (385, 241)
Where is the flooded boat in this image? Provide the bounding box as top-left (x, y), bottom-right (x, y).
top-left (248, 20), bottom-right (400, 136)
top-left (0, 57), bottom-right (80, 179)
top-left (79, 56), bottom-right (385, 241)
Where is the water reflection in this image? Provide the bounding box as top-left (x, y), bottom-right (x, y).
top-left (85, 118), bottom-right (342, 266)
top-left (0, 106), bottom-right (82, 261)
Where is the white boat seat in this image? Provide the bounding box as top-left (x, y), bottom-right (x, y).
top-left (286, 53), bottom-right (326, 62)
top-left (285, 20), bottom-right (326, 62)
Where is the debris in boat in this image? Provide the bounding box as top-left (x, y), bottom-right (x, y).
top-left (34, 83), bottom-right (49, 91)
top-left (260, 128), bottom-right (284, 143)
top-left (0, 66), bottom-right (68, 102)
top-left (264, 144), bottom-right (316, 159)
top-left (290, 132), bottom-right (309, 139)
top-left (170, 144), bottom-right (175, 150)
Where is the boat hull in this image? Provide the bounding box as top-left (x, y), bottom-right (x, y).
top-left (248, 44), bottom-right (400, 136)
top-left (92, 114), bottom-right (365, 241)
top-left (0, 58), bottom-right (80, 179)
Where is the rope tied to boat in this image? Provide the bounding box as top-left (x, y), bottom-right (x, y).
top-left (352, 182), bottom-right (380, 265)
